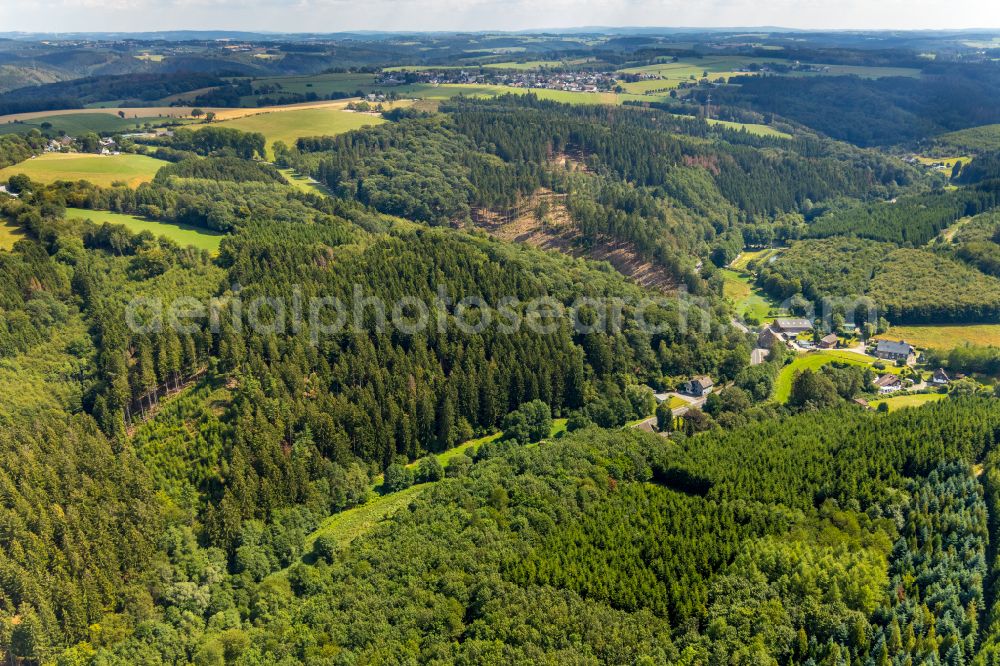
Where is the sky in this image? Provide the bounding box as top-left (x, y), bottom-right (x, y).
top-left (3, 0), bottom-right (999, 34)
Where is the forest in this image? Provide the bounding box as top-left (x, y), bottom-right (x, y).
top-left (4, 28), bottom-right (1000, 665)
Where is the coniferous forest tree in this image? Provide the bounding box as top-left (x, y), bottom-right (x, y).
top-left (3, 36), bottom-right (1000, 664)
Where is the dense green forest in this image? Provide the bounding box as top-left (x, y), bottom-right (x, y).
top-left (9, 397), bottom-right (995, 664)
top-left (5, 31), bottom-right (1000, 664)
top-left (759, 237), bottom-right (1000, 323)
top-left (712, 65), bottom-right (1000, 146)
top-left (279, 96), bottom-right (915, 285)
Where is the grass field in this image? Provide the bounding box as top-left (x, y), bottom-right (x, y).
top-left (869, 393), bottom-right (947, 412)
top-left (789, 64), bottom-right (922, 78)
top-left (669, 396), bottom-right (688, 409)
top-left (0, 99), bottom-right (369, 126)
top-left (64, 207), bottom-right (223, 253)
top-left (197, 107), bottom-right (387, 159)
top-left (0, 152), bottom-right (166, 187)
top-left (618, 56), bottom-right (787, 90)
top-left (706, 118), bottom-right (792, 139)
top-left (720, 268), bottom-right (778, 322)
top-left (730, 247), bottom-right (784, 272)
top-left (304, 484), bottom-right (429, 551)
top-left (0, 218), bottom-right (26, 251)
top-left (617, 57), bottom-right (919, 98)
top-left (877, 325), bottom-right (1000, 351)
top-left (0, 112), bottom-right (176, 137)
top-left (914, 155), bottom-right (971, 170)
top-left (239, 72), bottom-right (377, 104)
top-left (774, 350), bottom-right (878, 403)
top-left (483, 59), bottom-right (592, 70)
top-left (277, 167), bottom-right (330, 196)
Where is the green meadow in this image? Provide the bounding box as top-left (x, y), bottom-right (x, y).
top-left (774, 351), bottom-right (879, 403)
top-left (720, 268), bottom-right (779, 322)
top-left (0, 152), bottom-right (166, 187)
top-left (197, 107), bottom-right (386, 158)
top-left (240, 72), bottom-right (378, 104)
top-left (64, 207), bottom-right (223, 253)
top-left (869, 393), bottom-right (948, 412)
top-left (0, 112), bottom-right (175, 137)
top-left (0, 218), bottom-right (27, 251)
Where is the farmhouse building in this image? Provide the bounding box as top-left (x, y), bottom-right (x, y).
top-left (931, 368), bottom-right (951, 385)
top-left (682, 376), bottom-right (714, 397)
top-left (818, 333), bottom-right (839, 349)
top-left (757, 326), bottom-right (785, 348)
top-left (775, 318), bottom-right (813, 335)
top-left (874, 374), bottom-right (902, 394)
top-left (875, 340), bottom-right (914, 362)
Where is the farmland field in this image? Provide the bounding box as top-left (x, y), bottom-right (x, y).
top-left (869, 393), bottom-right (948, 412)
top-left (0, 218), bottom-right (26, 250)
top-left (197, 106), bottom-right (389, 158)
top-left (0, 152), bottom-right (166, 187)
top-left (774, 350), bottom-right (878, 403)
top-left (877, 324), bottom-right (1000, 350)
top-left (239, 72), bottom-right (377, 104)
top-left (64, 207), bottom-right (223, 253)
top-left (0, 112), bottom-right (177, 136)
top-left (0, 99), bottom-right (371, 126)
top-left (788, 64), bottom-right (922, 78)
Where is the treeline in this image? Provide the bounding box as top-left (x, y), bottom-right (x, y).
top-left (137, 126), bottom-right (266, 160)
top-left (757, 236), bottom-right (893, 301)
top-left (948, 212), bottom-right (1000, 277)
top-left (0, 72), bottom-right (224, 116)
top-left (757, 231), bottom-right (1000, 325)
top-left (927, 344), bottom-right (1000, 377)
top-left (46, 173), bottom-right (354, 233)
top-left (0, 206), bottom-right (71, 358)
top-left (0, 132), bottom-right (47, 170)
top-left (868, 248), bottom-right (1000, 324)
top-left (713, 64), bottom-right (1000, 146)
top-left (152, 156), bottom-right (285, 185)
top-left (955, 150), bottom-right (1000, 185)
top-left (807, 183), bottom-right (1000, 246)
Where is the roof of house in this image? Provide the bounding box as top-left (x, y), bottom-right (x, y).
top-left (691, 375), bottom-right (713, 387)
top-left (758, 326), bottom-right (784, 341)
top-left (933, 368), bottom-right (950, 381)
top-left (820, 333), bottom-right (839, 344)
top-left (776, 317), bottom-right (812, 330)
top-left (876, 340), bottom-right (913, 355)
top-left (874, 374), bottom-right (901, 388)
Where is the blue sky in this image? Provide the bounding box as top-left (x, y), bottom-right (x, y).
top-left (4, 0), bottom-right (998, 33)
